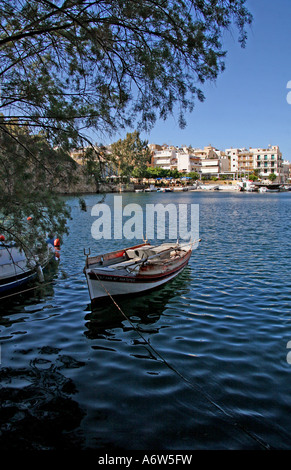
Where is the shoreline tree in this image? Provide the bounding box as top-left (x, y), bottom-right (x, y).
top-left (268, 172), bottom-right (277, 182)
top-left (0, 0), bottom-right (252, 253)
top-left (110, 131), bottom-right (151, 180)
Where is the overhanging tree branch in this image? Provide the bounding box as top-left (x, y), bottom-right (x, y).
top-left (0, 0), bottom-right (252, 249)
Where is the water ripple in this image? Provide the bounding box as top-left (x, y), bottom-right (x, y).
top-left (1, 192), bottom-right (291, 449)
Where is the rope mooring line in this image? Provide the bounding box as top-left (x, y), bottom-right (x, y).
top-left (0, 268), bottom-right (86, 301)
top-left (94, 272), bottom-right (271, 450)
top-left (0, 279), bottom-right (57, 301)
top-left (0, 263), bottom-right (271, 449)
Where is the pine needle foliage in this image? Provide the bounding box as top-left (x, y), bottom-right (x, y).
top-left (0, 0), bottom-right (252, 251)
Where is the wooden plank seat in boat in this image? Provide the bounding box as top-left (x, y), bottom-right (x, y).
top-left (89, 253), bottom-right (143, 270)
top-left (126, 243), bottom-right (180, 261)
top-left (126, 247), bottom-right (155, 260)
top-left (87, 243), bottom-right (182, 271)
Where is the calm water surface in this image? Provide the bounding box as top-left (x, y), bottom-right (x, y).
top-left (1, 191), bottom-right (291, 450)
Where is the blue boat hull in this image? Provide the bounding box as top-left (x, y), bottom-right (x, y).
top-left (0, 269), bottom-right (37, 295)
top-left (0, 243), bottom-right (55, 298)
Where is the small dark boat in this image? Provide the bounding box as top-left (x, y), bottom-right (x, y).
top-left (0, 242), bottom-right (55, 297)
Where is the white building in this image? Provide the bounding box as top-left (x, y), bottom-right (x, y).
top-left (224, 145), bottom-right (283, 181)
top-left (177, 151), bottom-right (192, 173)
top-left (200, 157), bottom-right (219, 175)
top-left (282, 159), bottom-right (291, 182)
top-left (250, 145), bottom-right (283, 181)
top-left (186, 145), bottom-right (224, 177)
top-left (177, 149), bottom-right (201, 173)
top-left (150, 143), bottom-right (284, 181)
top-left (225, 148), bottom-right (253, 174)
top-left (151, 144), bottom-right (229, 177)
top-left (151, 146), bottom-right (177, 171)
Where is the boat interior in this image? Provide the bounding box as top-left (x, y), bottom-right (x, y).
top-left (86, 243), bottom-right (186, 270)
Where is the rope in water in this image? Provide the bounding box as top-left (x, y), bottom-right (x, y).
top-left (94, 271), bottom-right (271, 450)
top-left (0, 268), bottom-right (85, 301)
top-left (0, 279), bottom-right (57, 301)
top-left (0, 262), bottom-right (271, 449)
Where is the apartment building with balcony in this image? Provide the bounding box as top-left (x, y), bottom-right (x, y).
top-left (151, 144), bottom-right (229, 177)
top-left (250, 146), bottom-right (283, 181)
top-left (150, 144), bottom-right (177, 171)
top-left (177, 149), bottom-right (201, 173)
top-left (149, 143), bottom-right (285, 181)
top-left (224, 145), bottom-right (283, 181)
top-left (225, 148), bottom-right (253, 174)
top-left (238, 150), bottom-right (254, 173)
top-left (282, 160), bottom-right (291, 182)
top-left (193, 145), bottom-right (219, 176)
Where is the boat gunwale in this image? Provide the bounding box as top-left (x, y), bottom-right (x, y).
top-left (85, 242), bottom-right (150, 268)
top-left (86, 249), bottom-right (191, 283)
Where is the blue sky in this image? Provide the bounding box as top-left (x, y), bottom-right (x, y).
top-left (100, 1), bottom-right (291, 161)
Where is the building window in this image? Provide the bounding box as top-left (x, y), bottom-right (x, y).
top-left (257, 155), bottom-right (261, 160)
top-left (264, 155), bottom-right (267, 160)
top-left (271, 155), bottom-right (275, 159)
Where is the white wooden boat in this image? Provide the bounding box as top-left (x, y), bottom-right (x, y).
top-left (173, 186), bottom-right (188, 191)
top-left (144, 185), bottom-right (158, 192)
top-left (84, 240), bottom-right (199, 303)
top-left (237, 180), bottom-right (258, 192)
top-left (157, 187), bottom-right (173, 192)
